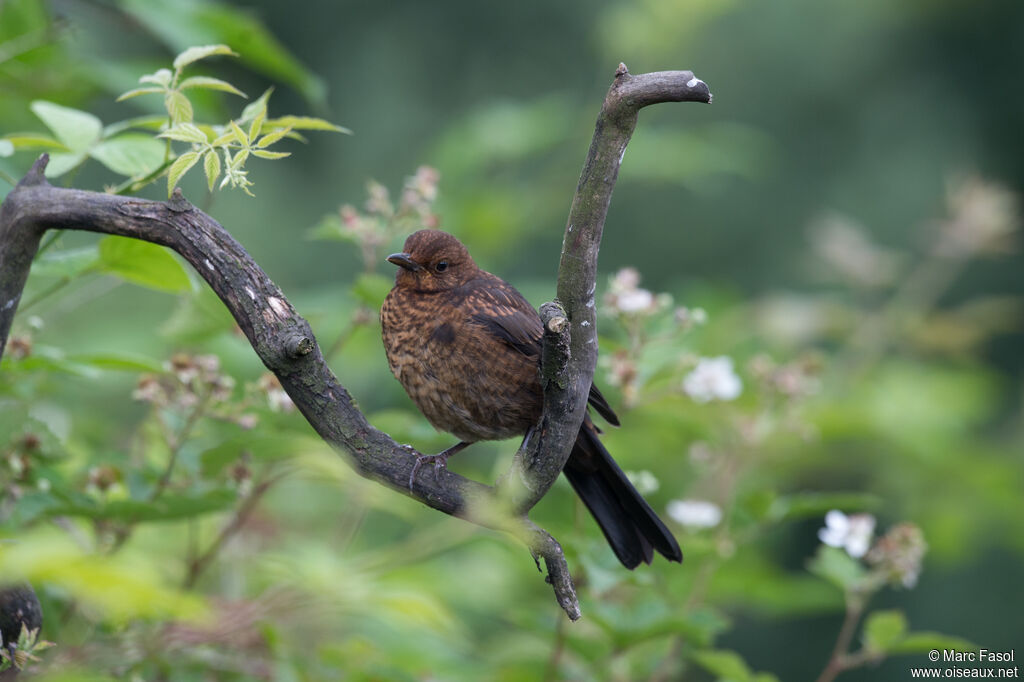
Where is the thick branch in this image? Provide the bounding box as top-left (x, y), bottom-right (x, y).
top-left (502, 65), bottom-right (711, 514)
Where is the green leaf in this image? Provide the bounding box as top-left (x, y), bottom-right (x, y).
top-left (30, 245), bottom-right (99, 279)
top-left (166, 150), bottom-right (201, 196)
top-left (172, 44), bottom-right (238, 72)
top-left (164, 90), bottom-right (194, 124)
top-left (239, 88), bottom-right (272, 126)
top-left (352, 272), bottom-right (394, 308)
top-left (158, 123), bottom-right (208, 144)
top-left (160, 286), bottom-right (236, 342)
top-left (255, 126), bottom-right (292, 148)
top-left (692, 649), bottom-right (753, 682)
top-left (0, 139), bottom-right (13, 157)
top-left (807, 545), bottom-right (867, 592)
top-left (265, 115), bottom-right (350, 134)
top-left (768, 492), bottom-right (882, 523)
top-left (65, 352), bottom-right (164, 373)
top-left (251, 149), bottom-right (289, 160)
top-left (889, 632), bottom-right (977, 655)
top-left (51, 489), bottom-right (237, 522)
top-left (178, 75), bottom-right (246, 97)
top-left (89, 134), bottom-right (166, 177)
top-left (43, 151), bottom-right (88, 178)
top-left (30, 100), bottom-right (102, 152)
top-left (200, 434), bottom-right (320, 476)
top-left (116, 86), bottom-right (165, 102)
top-left (0, 534), bottom-right (207, 624)
top-left (0, 133), bottom-right (69, 151)
top-left (97, 235), bottom-right (191, 293)
top-left (102, 115), bottom-right (169, 138)
top-left (203, 149), bottom-right (221, 191)
top-left (139, 68), bottom-right (173, 87)
top-left (228, 120), bottom-right (248, 146)
top-left (864, 610), bottom-right (908, 653)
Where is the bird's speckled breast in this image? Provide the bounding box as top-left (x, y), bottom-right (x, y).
top-left (381, 285), bottom-right (542, 443)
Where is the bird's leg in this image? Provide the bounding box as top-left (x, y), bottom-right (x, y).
top-left (409, 441), bottom-right (471, 490)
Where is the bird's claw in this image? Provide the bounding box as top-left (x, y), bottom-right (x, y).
top-left (408, 452), bottom-right (450, 491)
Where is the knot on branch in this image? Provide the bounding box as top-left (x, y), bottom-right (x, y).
top-left (285, 332), bottom-right (314, 358)
top-left (539, 302), bottom-right (570, 390)
top-left (167, 188), bottom-right (194, 213)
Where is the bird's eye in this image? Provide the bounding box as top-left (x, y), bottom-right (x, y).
top-left (435, 260), bottom-right (449, 273)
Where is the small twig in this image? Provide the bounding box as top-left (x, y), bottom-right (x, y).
top-left (184, 470), bottom-right (288, 588)
top-left (150, 389), bottom-right (213, 501)
top-left (815, 597), bottom-right (866, 682)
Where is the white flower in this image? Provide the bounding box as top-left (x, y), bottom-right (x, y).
top-left (667, 499), bottom-right (722, 529)
top-left (617, 288), bottom-right (654, 312)
top-left (818, 510), bottom-right (876, 558)
top-left (683, 356), bottom-right (742, 403)
top-left (625, 470), bottom-right (659, 495)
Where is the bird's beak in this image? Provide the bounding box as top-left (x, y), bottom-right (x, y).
top-left (386, 252), bottom-right (422, 272)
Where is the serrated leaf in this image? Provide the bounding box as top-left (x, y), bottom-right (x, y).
top-left (172, 44), bottom-right (237, 72)
top-left (98, 235), bottom-right (191, 293)
top-left (251, 149), bottom-right (289, 160)
top-left (248, 108), bottom-right (266, 142)
top-left (30, 101), bottom-right (102, 152)
top-left (203, 149), bottom-right (221, 191)
top-left (0, 133), bottom-right (69, 151)
top-left (164, 90), bottom-right (194, 124)
top-left (210, 129), bottom-right (238, 147)
top-left (807, 545), bottom-right (867, 592)
top-left (265, 115), bottom-right (350, 134)
top-left (864, 610), bottom-right (908, 653)
top-left (167, 151), bottom-right (201, 196)
top-left (89, 134), bottom-right (165, 177)
top-left (239, 88), bottom-right (272, 125)
top-left (228, 120), bottom-right (248, 146)
top-left (116, 87), bottom-right (166, 102)
top-left (230, 148), bottom-right (249, 169)
top-left (255, 126), bottom-right (292, 148)
top-left (178, 76), bottom-right (246, 97)
top-left (139, 68), bottom-right (173, 87)
top-left (158, 123), bottom-right (208, 144)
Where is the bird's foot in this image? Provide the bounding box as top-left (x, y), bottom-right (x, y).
top-left (409, 452), bottom-right (450, 491)
top-left (407, 441), bottom-right (471, 491)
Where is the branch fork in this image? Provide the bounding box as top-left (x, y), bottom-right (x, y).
top-left (0, 64), bottom-right (710, 620)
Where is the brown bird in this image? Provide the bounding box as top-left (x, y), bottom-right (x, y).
top-left (381, 229), bottom-right (682, 568)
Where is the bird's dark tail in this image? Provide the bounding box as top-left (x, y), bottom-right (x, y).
top-left (562, 418), bottom-right (683, 569)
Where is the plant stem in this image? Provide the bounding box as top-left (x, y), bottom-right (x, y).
top-left (816, 597), bottom-right (865, 682)
top-left (183, 471), bottom-right (287, 588)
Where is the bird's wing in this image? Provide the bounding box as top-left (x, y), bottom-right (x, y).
top-left (462, 275), bottom-right (622, 427)
top-left (464, 277), bottom-right (543, 358)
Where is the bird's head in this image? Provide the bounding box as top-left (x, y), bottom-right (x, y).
top-left (386, 229), bottom-right (478, 292)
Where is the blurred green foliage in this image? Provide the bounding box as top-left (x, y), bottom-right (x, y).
top-left (2, 0), bottom-right (1022, 680)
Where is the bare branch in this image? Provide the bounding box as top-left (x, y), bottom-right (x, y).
top-left (501, 65), bottom-right (712, 516)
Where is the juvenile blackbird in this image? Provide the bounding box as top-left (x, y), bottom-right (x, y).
top-left (381, 229), bottom-right (682, 568)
